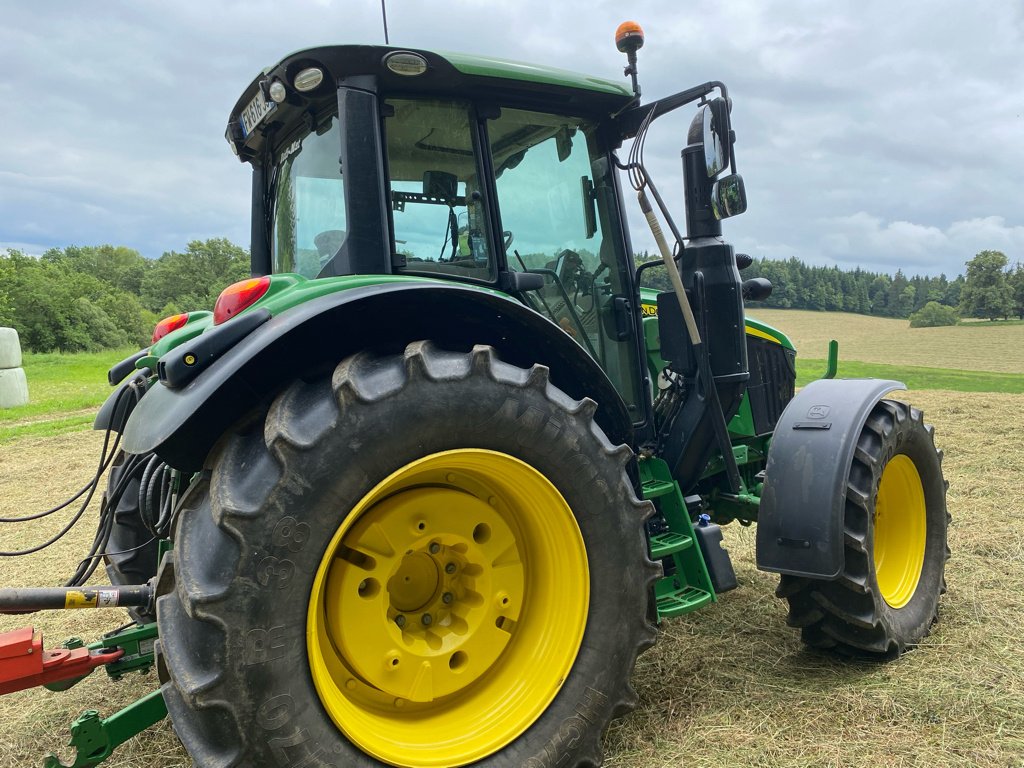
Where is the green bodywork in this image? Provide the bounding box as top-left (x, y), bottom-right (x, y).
top-left (43, 690), bottom-right (166, 768)
top-left (140, 272), bottom-right (505, 372)
top-left (42, 624), bottom-right (162, 767)
top-left (442, 51), bottom-right (633, 96)
top-left (640, 457), bottom-right (716, 616)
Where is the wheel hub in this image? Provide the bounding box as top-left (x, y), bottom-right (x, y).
top-left (308, 449), bottom-right (588, 767)
top-left (324, 486), bottom-right (525, 702)
top-left (874, 453), bottom-right (927, 608)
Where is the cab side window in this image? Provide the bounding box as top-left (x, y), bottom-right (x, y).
top-left (384, 99), bottom-right (494, 281)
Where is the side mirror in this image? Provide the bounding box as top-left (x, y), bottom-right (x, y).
top-left (701, 97), bottom-right (731, 178)
top-left (711, 174), bottom-right (747, 219)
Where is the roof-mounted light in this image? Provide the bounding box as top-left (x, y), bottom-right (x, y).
top-left (615, 21), bottom-right (645, 97)
top-left (615, 20), bottom-right (645, 53)
top-left (294, 66), bottom-right (324, 92)
top-left (384, 51), bottom-right (428, 76)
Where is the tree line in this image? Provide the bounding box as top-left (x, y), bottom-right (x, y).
top-left (0, 240), bottom-right (249, 353)
top-left (639, 249), bottom-right (1024, 324)
top-left (2, 240), bottom-right (1021, 354)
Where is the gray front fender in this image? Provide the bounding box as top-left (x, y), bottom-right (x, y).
top-left (755, 378), bottom-right (904, 579)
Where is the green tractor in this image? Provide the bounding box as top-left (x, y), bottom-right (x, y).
top-left (0, 22), bottom-right (948, 768)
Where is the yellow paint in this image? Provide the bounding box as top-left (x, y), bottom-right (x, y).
top-left (641, 302), bottom-right (781, 346)
top-left (307, 449), bottom-right (589, 766)
top-left (744, 325), bottom-right (782, 345)
top-left (64, 591), bottom-right (97, 609)
top-left (874, 454), bottom-right (927, 608)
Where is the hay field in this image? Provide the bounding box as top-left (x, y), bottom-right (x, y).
top-left (748, 310), bottom-right (1024, 374)
top-left (1, 389), bottom-right (1022, 767)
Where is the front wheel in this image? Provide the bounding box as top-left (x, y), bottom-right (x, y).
top-left (778, 399), bottom-right (949, 657)
top-left (156, 341), bottom-right (658, 767)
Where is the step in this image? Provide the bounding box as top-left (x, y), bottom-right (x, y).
top-left (648, 530), bottom-right (693, 559)
top-left (654, 580), bottom-right (714, 618)
top-left (641, 479), bottom-right (677, 500)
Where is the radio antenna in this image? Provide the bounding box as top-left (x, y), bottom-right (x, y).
top-left (381, 0), bottom-right (390, 44)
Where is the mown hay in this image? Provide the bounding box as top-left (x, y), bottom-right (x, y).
top-left (1, 390), bottom-right (1021, 767)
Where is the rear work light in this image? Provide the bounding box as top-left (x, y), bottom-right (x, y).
top-left (152, 313), bottom-right (189, 343)
top-left (213, 277), bottom-right (271, 325)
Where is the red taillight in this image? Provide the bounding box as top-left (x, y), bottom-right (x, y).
top-left (213, 277), bottom-right (271, 325)
top-left (151, 313), bottom-right (189, 343)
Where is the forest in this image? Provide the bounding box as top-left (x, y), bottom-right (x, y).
top-left (1, 242), bottom-right (1021, 353)
top-left (639, 249), bottom-right (1023, 326)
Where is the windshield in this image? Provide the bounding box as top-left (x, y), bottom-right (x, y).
top-left (271, 113), bottom-right (346, 278)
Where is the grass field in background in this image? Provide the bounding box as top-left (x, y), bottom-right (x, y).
top-left (0, 347), bottom-right (134, 443)
top-left (795, 358), bottom-right (1024, 393)
top-left (750, 309), bottom-right (1024, 374)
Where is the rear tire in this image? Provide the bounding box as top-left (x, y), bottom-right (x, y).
top-left (777, 399), bottom-right (949, 657)
top-left (103, 450), bottom-right (159, 623)
top-left (156, 341), bottom-right (658, 768)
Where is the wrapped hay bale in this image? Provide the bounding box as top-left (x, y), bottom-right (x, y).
top-left (0, 327), bottom-right (28, 408)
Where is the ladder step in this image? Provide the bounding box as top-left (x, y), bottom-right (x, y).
top-left (649, 530), bottom-right (693, 559)
top-left (641, 480), bottom-right (677, 499)
top-left (654, 581), bottom-right (714, 617)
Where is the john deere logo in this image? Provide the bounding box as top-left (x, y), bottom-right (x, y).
top-left (807, 405), bottom-right (830, 419)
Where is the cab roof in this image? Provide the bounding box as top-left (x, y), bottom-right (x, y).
top-left (226, 44), bottom-right (634, 161)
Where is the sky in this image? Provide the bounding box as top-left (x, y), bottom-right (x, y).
top-left (2, 0), bottom-right (1022, 278)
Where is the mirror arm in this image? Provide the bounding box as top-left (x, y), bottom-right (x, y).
top-left (615, 81), bottom-right (728, 139)
top-left (639, 171), bottom-right (686, 257)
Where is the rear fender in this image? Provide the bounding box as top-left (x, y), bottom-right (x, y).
top-left (755, 378), bottom-right (905, 579)
top-left (93, 375), bottom-right (148, 433)
top-left (122, 282), bottom-right (632, 472)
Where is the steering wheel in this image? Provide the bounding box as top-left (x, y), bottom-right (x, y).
top-left (314, 230), bottom-right (346, 259)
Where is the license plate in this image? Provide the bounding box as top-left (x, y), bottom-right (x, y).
top-left (240, 89), bottom-right (276, 137)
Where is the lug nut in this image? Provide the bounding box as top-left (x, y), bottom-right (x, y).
top-left (421, 613), bottom-right (433, 626)
top-left (429, 542), bottom-right (441, 554)
top-left (442, 592), bottom-right (454, 604)
top-left (395, 615), bottom-right (406, 628)
top-left (445, 563), bottom-right (456, 574)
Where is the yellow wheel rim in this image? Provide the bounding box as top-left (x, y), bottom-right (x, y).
top-left (874, 454), bottom-right (927, 608)
top-left (307, 449), bottom-right (589, 767)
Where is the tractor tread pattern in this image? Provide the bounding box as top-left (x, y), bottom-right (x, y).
top-left (156, 341), bottom-right (659, 768)
top-left (777, 400), bottom-right (949, 659)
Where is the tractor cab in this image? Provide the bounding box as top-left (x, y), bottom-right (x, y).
top-left (227, 45), bottom-right (653, 412)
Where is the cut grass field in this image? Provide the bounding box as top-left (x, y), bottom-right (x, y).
top-left (2, 390), bottom-right (1021, 767)
top-left (750, 309), bottom-right (1024, 374)
top-left (1, 316), bottom-right (1022, 767)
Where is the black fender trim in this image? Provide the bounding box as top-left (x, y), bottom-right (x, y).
top-left (122, 282), bottom-right (633, 471)
top-left (93, 373), bottom-right (150, 433)
top-left (755, 378), bottom-right (905, 579)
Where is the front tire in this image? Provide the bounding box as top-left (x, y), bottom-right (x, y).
top-left (778, 399), bottom-right (949, 657)
top-left (156, 341), bottom-right (658, 768)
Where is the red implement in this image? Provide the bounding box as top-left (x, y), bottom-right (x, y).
top-left (0, 626), bottom-right (123, 695)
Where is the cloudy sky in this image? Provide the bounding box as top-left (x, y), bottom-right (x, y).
top-left (2, 1), bottom-right (1021, 278)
